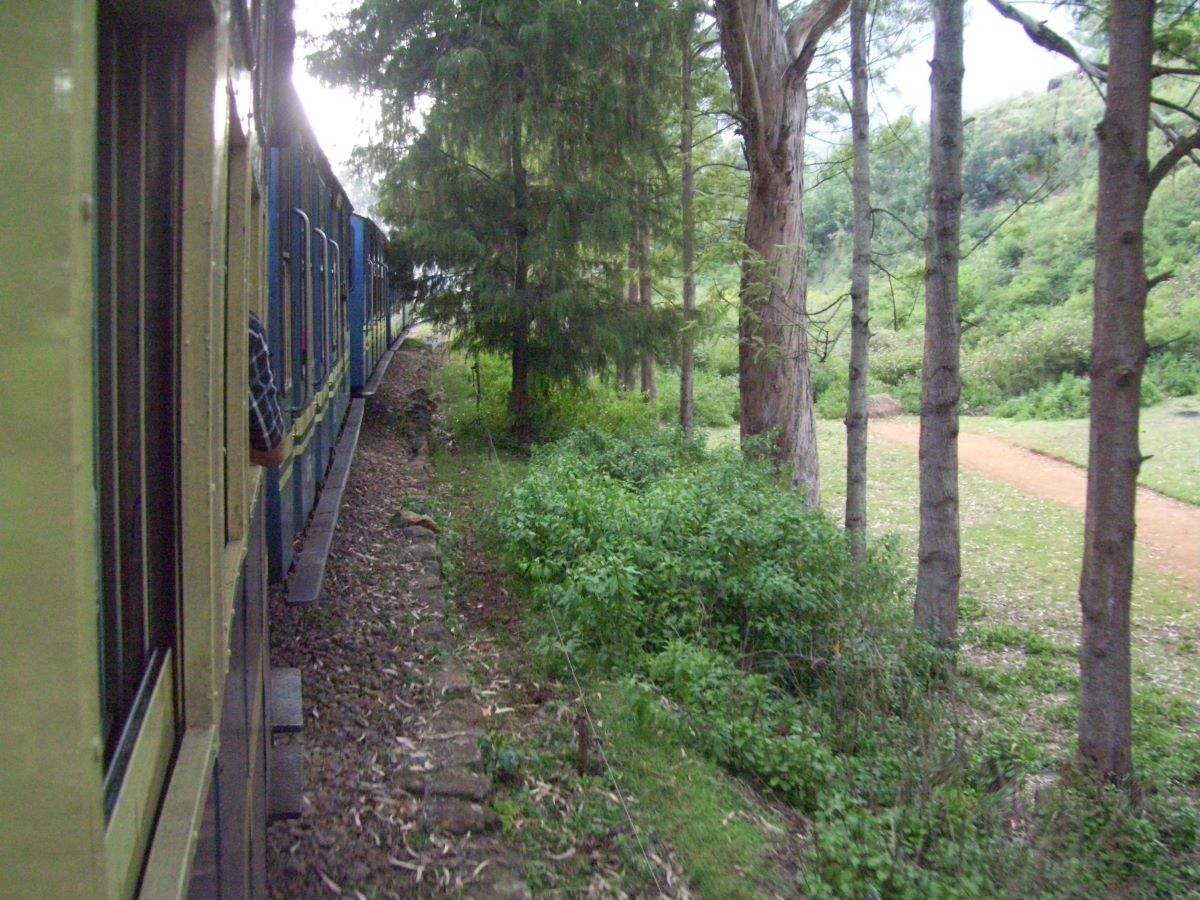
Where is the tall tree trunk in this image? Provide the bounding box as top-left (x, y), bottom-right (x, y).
top-left (1078, 0), bottom-right (1154, 782)
top-left (915, 0), bottom-right (964, 644)
top-left (508, 103), bottom-right (533, 441)
top-left (844, 0), bottom-right (871, 563)
top-left (679, 11), bottom-right (697, 435)
top-left (621, 243), bottom-right (639, 391)
top-left (714, 0), bottom-right (847, 506)
top-left (510, 316), bottom-right (532, 443)
top-left (638, 221), bottom-right (657, 401)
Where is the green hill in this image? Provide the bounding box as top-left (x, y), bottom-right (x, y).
top-left (802, 75), bottom-right (1200, 419)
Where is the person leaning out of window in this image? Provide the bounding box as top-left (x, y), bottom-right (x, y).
top-left (248, 312), bottom-right (286, 468)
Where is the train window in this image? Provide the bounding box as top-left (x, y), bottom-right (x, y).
top-left (95, 6), bottom-right (183, 791)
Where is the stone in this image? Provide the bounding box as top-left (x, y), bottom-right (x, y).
top-left (866, 394), bottom-right (904, 418)
top-left (470, 870), bottom-right (533, 900)
top-left (430, 662), bottom-right (472, 698)
top-left (427, 699), bottom-right (487, 732)
top-left (399, 768), bottom-right (493, 802)
top-left (424, 734), bottom-right (484, 770)
top-left (414, 621), bottom-right (451, 645)
top-left (404, 524), bottom-right (437, 542)
top-left (390, 509), bottom-right (440, 533)
top-left (409, 541), bottom-right (441, 563)
top-left (422, 797), bottom-right (499, 835)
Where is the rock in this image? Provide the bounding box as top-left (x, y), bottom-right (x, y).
top-left (390, 509), bottom-right (440, 533)
top-left (866, 394), bottom-right (904, 418)
top-left (400, 768), bottom-right (493, 801)
top-left (425, 733), bottom-right (484, 770)
top-left (428, 699), bottom-right (487, 732)
top-left (409, 541), bottom-right (441, 563)
top-left (429, 662), bottom-right (472, 698)
top-left (421, 797), bottom-right (499, 834)
top-left (470, 869), bottom-right (533, 900)
top-left (404, 525), bottom-right (438, 542)
top-left (414, 621), bottom-right (451, 645)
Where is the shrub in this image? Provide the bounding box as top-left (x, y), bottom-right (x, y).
top-left (995, 371), bottom-right (1164, 420)
top-left (1145, 352), bottom-right (1200, 398)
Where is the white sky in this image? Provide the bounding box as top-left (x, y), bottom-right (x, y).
top-left (293, 0), bottom-right (1079, 208)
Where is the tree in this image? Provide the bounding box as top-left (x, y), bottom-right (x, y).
top-left (987, 0), bottom-right (1200, 784)
top-left (914, 0), bottom-right (964, 645)
top-left (714, 0), bottom-right (850, 505)
top-left (679, 4), bottom-right (699, 433)
top-left (315, 0), bottom-right (678, 440)
top-left (1079, 0), bottom-right (1155, 782)
top-left (844, 0), bottom-right (871, 562)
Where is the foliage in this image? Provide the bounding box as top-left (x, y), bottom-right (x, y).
top-left (805, 76), bottom-right (1200, 417)
top-left (435, 358), bottom-right (1200, 894)
top-left (314, 0), bottom-right (681, 433)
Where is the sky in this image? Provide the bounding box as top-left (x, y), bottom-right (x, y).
top-left (292, 0), bottom-right (1079, 210)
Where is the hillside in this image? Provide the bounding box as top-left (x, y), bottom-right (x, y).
top-left (799, 76), bottom-right (1200, 418)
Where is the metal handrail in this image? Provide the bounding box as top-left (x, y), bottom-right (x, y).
top-left (291, 208), bottom-right (313, 402)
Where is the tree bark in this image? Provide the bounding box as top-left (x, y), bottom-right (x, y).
top-left (715, 0), bottom-right (848, 506)
top-left (679, 10), bottom-right (697, 435)
top-left (1078, 0), bottom-right (1154, 782)
top-left (508, 103), bottom-right (533, 442)
top-left (844, 0), bottom-right (871, 563)
top-left (638, 220), bottom-right (657, 401)
top-left (621, 243), bottom-right (639, 391)
top-left (915, 0), bottom-right (964, 644)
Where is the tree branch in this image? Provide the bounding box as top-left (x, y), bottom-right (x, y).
top-left (1149, 126), bottom-right (1200, 190)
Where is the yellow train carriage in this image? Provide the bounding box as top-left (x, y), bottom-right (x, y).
top-left (1, 1), bottom-right (293, 895)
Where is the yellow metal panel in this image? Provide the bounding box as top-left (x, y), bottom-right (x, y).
top-left (104, 658), bottom-right (176, 900)
top-left (178, 16), bottom-right (227, 732)
top-left (224, 137), bottom-right (250, 546)
top-left (138, 727), bottom-right (217, 900)
top-left (0, 2), bottom-right (109, 896)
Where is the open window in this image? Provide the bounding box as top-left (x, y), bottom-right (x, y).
top-left (94, 1), bottom-right (183, 821)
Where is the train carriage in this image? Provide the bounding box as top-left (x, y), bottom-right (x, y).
top-left (0, 2), bottom-right (412, 894)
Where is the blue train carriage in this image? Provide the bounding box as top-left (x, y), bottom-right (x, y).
top-left (350, 213), bottom-right (412, 396)
top-left (265, 84), bottom-right (354, 584)
top-left (1, 0), bottom-right (304, 895)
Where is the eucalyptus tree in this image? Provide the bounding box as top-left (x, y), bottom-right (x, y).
top-left (713, 0), bottom-right (851, 505)
top-left (315, 0), bottom-right (677, 440)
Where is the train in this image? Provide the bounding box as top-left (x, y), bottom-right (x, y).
top-left (0, 2), bottom-right (410, 896)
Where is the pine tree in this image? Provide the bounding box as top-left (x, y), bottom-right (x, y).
top-left (315, 0), bottom-right (678, 439)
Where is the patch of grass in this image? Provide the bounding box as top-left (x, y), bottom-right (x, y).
top-left (961, 398), bottom-right (1200, 505)
top-left (596, 683), bottom-right (791, 898)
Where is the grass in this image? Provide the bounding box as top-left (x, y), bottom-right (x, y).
top-left (711, 419), bottom-right (1199, 706)
top-left (961, 397), bottom-right (1200, 505)
top-left (435, 357), bottom-right (1200, 895)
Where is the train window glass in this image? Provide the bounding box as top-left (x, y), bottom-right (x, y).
top-left (95, 5), bottom-right (183, 789)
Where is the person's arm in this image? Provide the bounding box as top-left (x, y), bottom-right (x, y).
top-left (248, 314), bottom-right (287, 468)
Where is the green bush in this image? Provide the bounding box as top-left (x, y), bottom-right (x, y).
top-left (652, 368), bottom-right (739, 427)
top-left (995, 371), bottom-right (1164, 420)
top-left (482, 417), bottom-right (1197, 896)
top-left (1145, 352), bottom-right (1200, 398)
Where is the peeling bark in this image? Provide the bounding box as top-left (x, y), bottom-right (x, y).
top-left (715, 0), bottom-right (848, 505)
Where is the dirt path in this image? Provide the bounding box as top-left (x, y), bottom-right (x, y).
top-left (872, 418), bottom-right (1199, 590)
top-left (268, 348), bottom-right (529, 898)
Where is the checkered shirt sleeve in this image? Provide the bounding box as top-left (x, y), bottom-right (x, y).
top-left (248, 313), bottom-right (285, 453)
